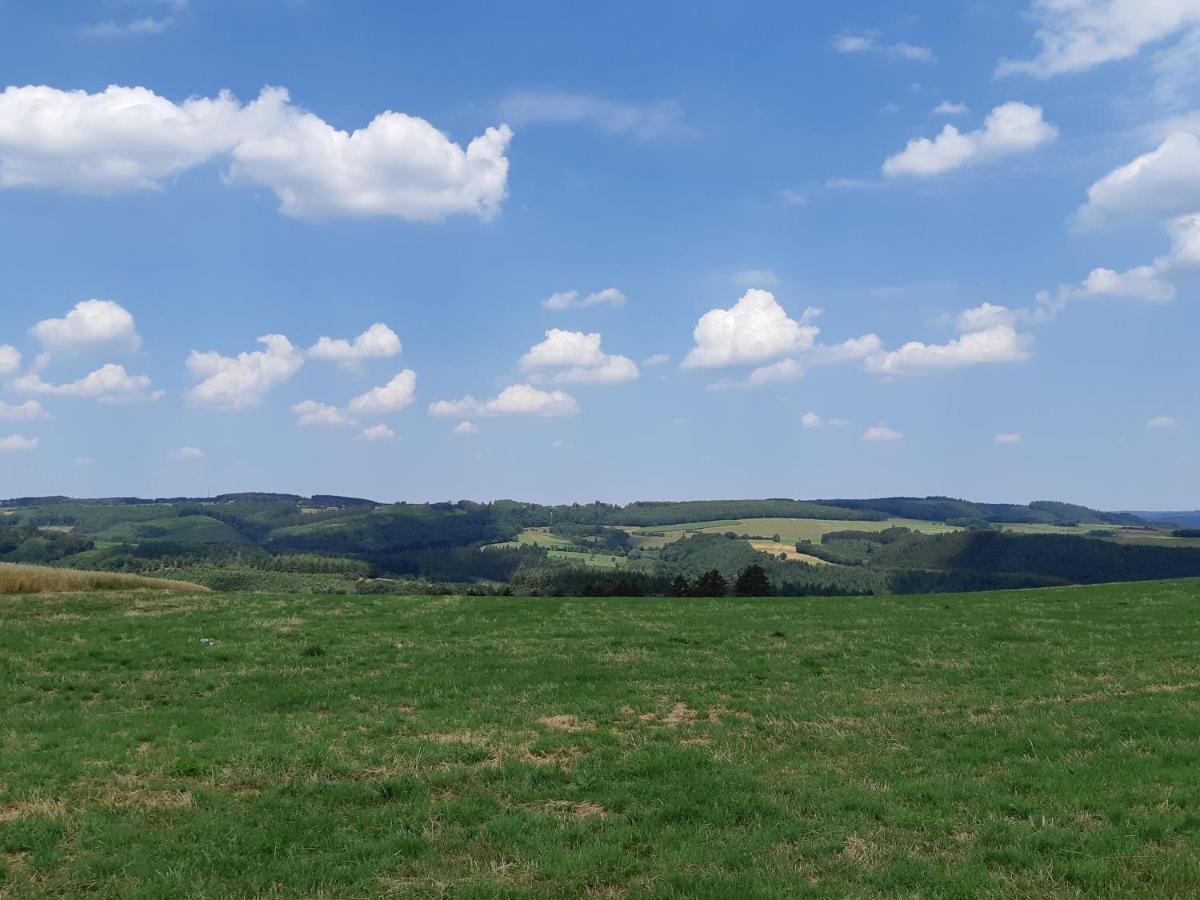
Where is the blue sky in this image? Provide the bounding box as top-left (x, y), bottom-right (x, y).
top-left (0, 0), bottom-right (1197, 508)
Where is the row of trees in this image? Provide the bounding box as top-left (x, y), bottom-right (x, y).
top-left (668, 565), bottom-right (772, 597)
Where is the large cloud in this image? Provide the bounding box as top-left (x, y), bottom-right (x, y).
top-left (518, 329), bottom-right (639, 384)
top-left (883, 102), bottom-right (1057, 177)
top-left (428, 384), bottom-right (579, 418)
top-left (0, 84), bottom-right (512, 221)
top-left (12, 363), bottom-right (157, 402)
top-left (1076, 131), bottom-right (1200, 228)
top-left (31, 299), bottom-right (141, 352)
top-left (186, 334), bottom-right (304, 410)
top-left (997, 0), bottom-right (1200, 77)
top-left (682, 290), bottom-right (820, 369)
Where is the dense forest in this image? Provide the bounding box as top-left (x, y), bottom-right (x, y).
top-left (2, 493), bottom-right (1197, 597)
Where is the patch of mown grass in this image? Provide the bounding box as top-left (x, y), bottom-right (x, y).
top-left (0, 581), bottom-right (1198, 897)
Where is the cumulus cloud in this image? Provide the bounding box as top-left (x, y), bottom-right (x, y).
top-left (498, 91), bottom-right (694, 140)
top-left (0, 345), bottom-right (20, 375)
top-left (865, 323), bottom-right (1033, 376)
top-left (451, 421), bottom-right (478, 435)
top-left (13, 364), bottom-right (158, 403)
top-left (1076, 131), bottom-right (1200, 229)
top-left (682, 290), bottom-right (820, 369)
top-left (1148, 415), bottom-right (1181, 428)
top-left (0, 434), bottom-right (38, 452)
top-left (994, 432), bottom-right (1023, 445)
top-left (0, 400), bottom-right (51, 421)
top-left (883, 102), bottom-right (1057, 177)
top-left (292, 400), bottom-right (357, 428)
top-left (519, 329), bottom-right (639, 384)
top-left (428, 384), bottom-right (579, 418)
top-left (358, 424), bottom-right (396, 442)
top-left (542, 288), bottom-right (627, 311)
top-left (31, 300), bottom-right (141, 352)
top-left (167, 446), bottom-right (205, 462)
top-left (997, 0), bottom-right (1200, 78)
top-left (833, 33), bottom-right (935, 62)
top-left (934, 101), bottom-right (969, 115)
top-left (186, 334), bottom-right (304, 410)
top-left (861, 425), bottom-right (904, 442)
top-left (307, 323), bottom-right (401, 368)
top-left (347, 371), bottom-right (417, 415)
top-left (0, 84), bottom-right (512, 221)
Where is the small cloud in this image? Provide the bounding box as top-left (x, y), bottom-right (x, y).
top-left (292, 400), bottom-right (357, 428)
top-left (167, 446), bottom-right (205, 462)
top-left (551, 439), bottom-right (573, 449)
top-left (75, 456), bottom-right (97, 466)
top-left (642, 353), bottom-right (671, 367)
top-left (452, 421), bottom-right (478, 436)
top-left (861, 424), bottom-right (903, 442)
top-left (825, 176), bottom-right (878, 191)
top-left (934, 101), bottom-right (969, 115)
top-left (499, 90), bottom-right (695, 141)
top-left (993, 432), bottom-right (1022, 445)
top-left (358, 424), bottom-right (396, 442)
top-left (779, 188), bottom-right (807, 205)
top-left (0, 434), bottom-right (38, 452)
top-left (833, 33), bottom-right (935, 63)
top-left (543, 288), bottom-right (627, 311)
top-left (308, 323), bottom-right (402, 369)
top-left (732, 269), bottom-right (781, 288)
top-left (803, 412), bottom-right (850, 429)
top-left (1148, 416), bottom-right (1181, 429)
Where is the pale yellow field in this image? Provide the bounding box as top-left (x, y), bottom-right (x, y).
top-left (0, 563), bottom-right (209, 595)
top-left (749, 541), bottom-right (832, 565)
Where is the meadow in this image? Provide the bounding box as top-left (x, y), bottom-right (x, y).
top-left (1, 580), bottom-right (1198, 897)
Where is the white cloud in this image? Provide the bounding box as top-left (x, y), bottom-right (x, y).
top-left (498, 91), bottom-right (694, 140)
top-left (292, 400), bottom-right (356, 428)
top-left (428, 384), bottom-right (579, 418)
top-left (451, 421), bottom-right (478, 435)
top-left (1075, 131), bottom-right (1200, 228)
top-left (997, 0), bottom-right (1200, 77)
top-left (308, 323), bottom-right (401, 368)
top-left (358, 424), bottom-right (396, 442)
top-left (682, 290), bottom-right (820, 369)
top-left (865, 325), bottom-right (1033, 376)
top-left (994, 432), bottom-right (1023, 445)
top-left (0, 400), bottom-right (51, 421)
top-left (542, 288), bottom-right (627, 311)
top-left (519, 329), bottom-right (639, 384)
top-left (802, 412), bottom-right (850, 429)
top-left (1045, 212), bottom-right (1200, 306)
top-left (13, 363), bottom-right (157, 402)
top-left (732, 269), bottom-right (781, 288)
top-left (861, 424), bottom-right (904, 442)
top-left (31, 300), bottom-right (141, 352)
top-left (934, 101), bottom-right (969, 115)
top-left (167, 446), bottom-right (205, 462)
top-left (779, 188), bottom-right (807, 205)
top-left (82, 0), bottom-right (187, 38)
top-left (186, 334), bottom-right (304, 410)
top-left (1148, 415), bottom-right (1181, 428)
top-left (0, 434), bottom-right (38, 452)
top-left (825, 176), bottom-right (878, 190)
top-left (883, 102), bottom-right (1057, 177)
top-left (833, 33), bottom-right (935, 62)
top-left (347, 370), bottom-right (418, 415)
top-left (642, 353), bottom-right (670, 367)
top-left (551, 439), bottom-right (573, 449)
top-left (0, 84), bottom-right (512, 222)
top-left (956, 302), bottom-right (1018, 332)
top-left (0, 345), bottom-right (20, 375)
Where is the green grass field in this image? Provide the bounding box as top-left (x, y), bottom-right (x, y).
top-left (635, 516), bottom-right (962, 546)
top-left (2, 582), bottom-right (1198, 897)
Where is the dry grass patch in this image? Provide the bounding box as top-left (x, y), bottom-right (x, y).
top-left (537, 715), bottom-right (596, 733)
top-left (0, 563), bottom-right (208, 595)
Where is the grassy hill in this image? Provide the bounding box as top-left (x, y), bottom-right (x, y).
top-left (0, 581), bottom-right (1196, 896)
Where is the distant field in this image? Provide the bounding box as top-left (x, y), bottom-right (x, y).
top-left (1, 582), bottom-right (1197, 896)
top-left (635, 516), bottom-right (961, 546)
top-left (0, 564), bottom-right (207, 595)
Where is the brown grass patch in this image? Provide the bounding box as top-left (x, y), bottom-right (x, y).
top-left (538, 799), bottom-right (608, 819)
top-left (0, 563), bottom-right (208, 595)
top-left (537, 715), bottom-right (596, 733)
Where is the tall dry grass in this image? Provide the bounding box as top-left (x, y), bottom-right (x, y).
top-left (0, 563), bottom-right (209, 595)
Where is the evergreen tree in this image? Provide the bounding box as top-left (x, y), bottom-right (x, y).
top-left (735, 564), bottom-right (771, 597)
top-left (692, 569), bottom-right (728, 597)
top-left (669, 574), bottom-right (691, 597)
